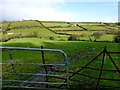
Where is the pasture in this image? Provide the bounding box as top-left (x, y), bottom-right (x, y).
top-left (1, 20), bottom-right (120, 89)
top-left (1, 20), bottom-right (119, 42)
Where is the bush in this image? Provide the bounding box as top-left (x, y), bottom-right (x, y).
top-left (1, 35), bottom-right (10, 42)
top-left (114, 35), bottom-right (120, 43)
top-left (59, 39), bottom-right (65, 41)
top-left (114, 31), bottom-right (120, 35)
top-left (68, 34), bottom-right (78, 41)
top-left (80, 32), bottom-right (88, 37)
top-left (92, 31), bottom-right (104, 41)
top-left (31, 31), bottom-right (39, 38)
top-left (49, 36), bottom-right (54, 40)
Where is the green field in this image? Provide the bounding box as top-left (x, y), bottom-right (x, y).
top-left (81, 25), bottom-right (107, 31)
top-left (1, 20), bottom-right (120, 89)
top-left (50, 26), bottom-right (84, 31)
top-left (9, 20), bottom-right (42, 29)
top-left (8, 28), bottom-right (58, 36)
top-left (42, 22), bottom-right (69, 27)
top-left (1, 20), bottom-right (119, 42)
top-left (2, 38), bottom-right (120, 89)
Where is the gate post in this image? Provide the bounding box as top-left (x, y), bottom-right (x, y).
top-left (41, 46), bottom-right (48, 88)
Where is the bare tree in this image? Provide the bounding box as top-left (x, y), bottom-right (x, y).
top-left (92, 31), bottom-right (103, 41)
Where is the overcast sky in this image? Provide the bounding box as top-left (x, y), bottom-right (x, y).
top-left (0, 0), bottom-right (119, 22)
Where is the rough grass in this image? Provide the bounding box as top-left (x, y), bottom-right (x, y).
top-left (2, 38), bottom-right (119, 89)
top-left (9, 20), bottom-right (42, 28)
top-left (1, 20), bottom-right (119, 42)
top-left (8, 28), bottom-right (58, 37)
top-left (1, 20), bottom-right (120, 89)
top-left (2, 22), bottom-right (11, 30)
top-left (42, 22), bottom-right (69, 27)
top-left (50, 26), bottom-right (83, 31)
top-left (2, 38), bottom-right (119, 56)
top-left (81, 25), bottom-right (107, 31)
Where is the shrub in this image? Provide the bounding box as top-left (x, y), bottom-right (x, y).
top-left (92, 31), bottom-right (104, 41)
top-left (2, 30), bottom-right (7, 34)
top-left (49, 36), bottom-right (54, 40)
top-left (68, 34), bottom-right (78, 41)
top-left (31, 31), bottom-right (39, 38)
top-left (1, 35), bottom-right (10, 42)
top-left (58, 36), bottom-right (61, 38)
top-left (59, 39), bottom-right (65, 41)
top-left (114, 35), bottom-right (120, 43)
top-left (114, 31), bottom-right (120, 35)
top-left (81, 32), bottom-right (88, 37)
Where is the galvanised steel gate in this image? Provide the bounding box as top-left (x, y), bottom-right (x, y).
top-left (1, 46), bottom-right (69, 89)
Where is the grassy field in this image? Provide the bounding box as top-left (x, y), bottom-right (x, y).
top-left (1, 20), bottom-right (120, 89)
top-left (9, 20), bottom-right (42, 28)
top-left (42, 22), bottom-right (69, 27)
top-left (1, 20), bottom-right (119, 42)
top-left (8, 28), bottom-right (58, 37)
top-left (50, 26), bottom-right (84, 31)
top-left (2, 38), bottom-right (120, 89)
top-left (81, 25), bottom-right (107, 31)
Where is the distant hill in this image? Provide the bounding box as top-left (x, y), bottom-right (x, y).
top-left (1, 20), bottom-right (119, 42)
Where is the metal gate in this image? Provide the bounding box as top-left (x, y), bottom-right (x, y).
top-left (1, 46), bottom-right (69, 89)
